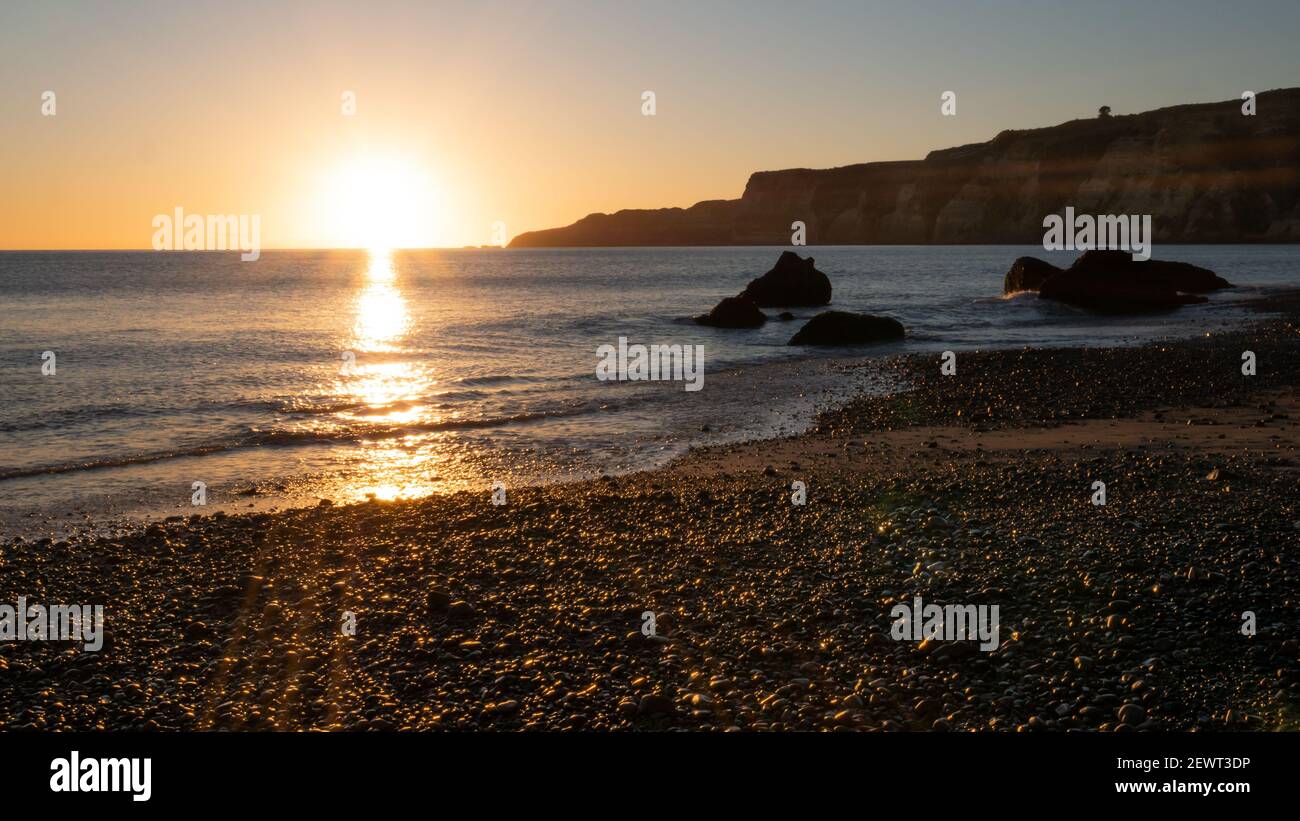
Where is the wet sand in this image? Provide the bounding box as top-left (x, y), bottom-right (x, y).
top-left (1, 296), bottom-right (1297, 731)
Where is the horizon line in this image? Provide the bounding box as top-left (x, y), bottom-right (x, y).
top-left (3, 240), bottom-right (1300, 253)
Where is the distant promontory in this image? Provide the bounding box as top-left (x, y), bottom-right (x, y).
top-left (511, 88), bottom-right (1300, 247)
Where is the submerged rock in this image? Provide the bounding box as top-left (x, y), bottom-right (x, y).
top-left (788, 310), bottom-right (905, 345)
top-left (695, 295), bottom-right (767, 328)
top-left (739, 251), bottom-right (832, 307)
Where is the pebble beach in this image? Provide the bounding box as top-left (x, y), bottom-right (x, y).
top-left (1, 295), bottom-right (1297, 732)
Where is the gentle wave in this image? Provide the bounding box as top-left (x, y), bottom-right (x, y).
top-left (446, 373), bottom-right (547, 387)
top-left (0, 398), bottom-right (278, 434)
top-left (0, 407), bottom-right (598, 481)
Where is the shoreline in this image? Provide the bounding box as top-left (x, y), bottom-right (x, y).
top-left (1, 294), bottom-right (1297, 731)
top-left (2, 282), bottom-right (1287, 540)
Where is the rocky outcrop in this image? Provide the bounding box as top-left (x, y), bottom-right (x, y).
top-left (788, 311), bottom-right (905, 346)
top-left (695, 295), bottom-right (767, 328)
top-left (1037, 250), bottom-right (1231, 314)
top-left (738, 251), bottom-right (832, 306)
top-left (1003, 257), bottom-right (1061, 293)
top-left (1039, 273), bottom-right (1201, 314)
top-left (1071, 257), bottom-right (1232, 298)
top-left (693, 253), bottom-right (826, 328)
top-left (512, 88), bottom-right (1300, 247)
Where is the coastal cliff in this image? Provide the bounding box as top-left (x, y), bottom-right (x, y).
top-left (511, 88), bottom-right (1300, 247)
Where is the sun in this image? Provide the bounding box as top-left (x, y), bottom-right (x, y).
top-left (320, 154), bottom-right (444, 249)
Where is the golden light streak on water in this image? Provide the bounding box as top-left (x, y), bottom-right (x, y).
top-left (331, 248), bottom-right (443, 502)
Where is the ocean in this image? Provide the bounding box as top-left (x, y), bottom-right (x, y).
top-left (1, 245), bottom-right (1295, 536)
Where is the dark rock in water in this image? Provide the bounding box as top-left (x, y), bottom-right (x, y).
top-left (1040, 273), bottom-right (1195, 314)
top-left (1069, 251), bottom-right (1232, 294)
top-left (739, 252), bottom-right (832, 307)
top-left (1003, 256), bottom-right (1061, 293)
top-left (1147, 260), bottom-right (1233, 292)
top-left (685, 251), bottom-right (834, 325)
top-left (695, 295), bottom-right (767, 328)
top-left (1038, 250), bottom-right (1229, 314)
top-left (778, 311), bottom-right (795, 321)
top-left (788, 310), bottom-right (905, 346)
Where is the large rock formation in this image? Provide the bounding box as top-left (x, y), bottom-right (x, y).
top-left (1036, 250), bottom-right (1232, 314)
top-left (738, 251), bottom-right (832, 306)
top-left (788, 311), bottom-right (905, 346)
top-left (1119, 258), bottom-right (1232, 293)
top-left (512, 88), bottom-right (1300, 247)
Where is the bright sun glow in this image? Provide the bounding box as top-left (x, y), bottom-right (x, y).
top-left (320, 154), bottom-right (444, 249)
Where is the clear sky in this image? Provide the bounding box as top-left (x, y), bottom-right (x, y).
top-left (2, 0), bottom-right (1298, 249)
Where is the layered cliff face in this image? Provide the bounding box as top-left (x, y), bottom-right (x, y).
top-left (510, 88), bottom-right (1300, 247)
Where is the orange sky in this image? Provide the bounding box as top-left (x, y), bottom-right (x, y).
top-left (2, 1), bottom-right (1297, 250)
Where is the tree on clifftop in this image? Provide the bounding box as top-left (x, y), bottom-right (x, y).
top-left (1098, 105), bottom-right (1112, 118)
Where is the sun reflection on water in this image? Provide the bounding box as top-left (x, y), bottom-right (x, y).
top-left (351, 248), bottom-right (408, 352)
top-left (330, 248), bottom-right (442, 503)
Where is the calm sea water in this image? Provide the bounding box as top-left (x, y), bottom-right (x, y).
top-left (1, 245), bottom-right (1296, 535)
